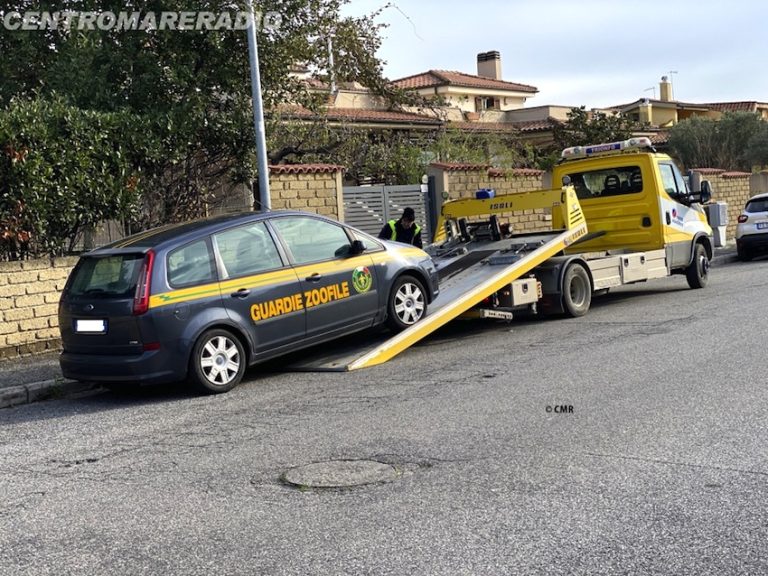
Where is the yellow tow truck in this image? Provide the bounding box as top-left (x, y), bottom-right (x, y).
top-left (288, 137), bottom-right (713, 371)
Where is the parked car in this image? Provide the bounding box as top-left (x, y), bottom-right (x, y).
top-left (59, 211), bottom-right (439, 394)
top-left (736, 192), bottom-right (768, 261)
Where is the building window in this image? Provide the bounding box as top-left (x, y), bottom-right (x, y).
top-left (475, 96), bottom-right (500, 111)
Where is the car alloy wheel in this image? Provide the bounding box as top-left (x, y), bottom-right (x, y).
top-left (386, 275), bottom-right (427, 332)
top-left (189, 329), bottom-right (246, 393)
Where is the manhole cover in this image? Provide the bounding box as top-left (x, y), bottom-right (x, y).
top-left (282, 459), bottom-right (398, 488)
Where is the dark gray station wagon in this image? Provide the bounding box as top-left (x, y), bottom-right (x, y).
top-left (59, 211), bottom-right (439, 393)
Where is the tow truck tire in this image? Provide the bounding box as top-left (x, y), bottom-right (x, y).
top-left (386, 274), bottom-right (428, 333)
top-left (686, 243), bottom-right (710, 289)
top-left (562, 263), bottom-right (592, 318)
top-left (188, 329), bottom-right (246, 394)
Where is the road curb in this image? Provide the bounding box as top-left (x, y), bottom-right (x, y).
top-left (0, 379), bottom-right (100, 409)
top-left (712, 250), bottom-right (737, 265)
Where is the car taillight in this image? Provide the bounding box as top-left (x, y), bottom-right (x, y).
top-left (737, 214), bottom-right (748, 223)
top-left (133, 250), bottom-right (155, 316)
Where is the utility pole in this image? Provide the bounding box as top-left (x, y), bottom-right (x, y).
top-left (245, 0), bottom-right (271, 211)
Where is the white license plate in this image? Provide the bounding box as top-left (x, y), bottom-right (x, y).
top-left (757, 222), bottom-right (768, 230)
top-left (75, 319), bottom-right (106, 333)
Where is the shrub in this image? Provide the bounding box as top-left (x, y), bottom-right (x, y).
top-left (0, 96), bottom-right (149, 259)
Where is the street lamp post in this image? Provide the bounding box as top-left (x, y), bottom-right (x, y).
top-left (245, 0), bottom-right (271, 211)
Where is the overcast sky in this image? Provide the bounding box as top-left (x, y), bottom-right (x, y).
top-left (342, 0), bottom-right (766, 109)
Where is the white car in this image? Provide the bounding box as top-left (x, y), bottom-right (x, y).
top-left (736, 192), bottom-right (768, 261)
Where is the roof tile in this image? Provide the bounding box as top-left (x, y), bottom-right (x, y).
top-left (269, 164), bottom-right (344, 175)
top-left (429, 162), bottom-right (489, 171)
top-left (448, 118), bottom-right (559, 133)
top-left (489, 168), bottom-right (545, 178)
top-left (721, 171), bottom-right (752, 179)
top-left (281, 106), bottom-right (441, 125)
top-left (701, 102), bottom-right (765, 112)
top-left (392, 70), bottom-right (537, 93)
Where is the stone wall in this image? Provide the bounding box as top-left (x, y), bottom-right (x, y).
top-left (0, 257), bottom-right (77, 360)
top-left (427, 163), bottom-right (551, 232)
top-left (268, 164), bottom-right (345, 220)
top-left (693, 169), bottom-right (754, 240)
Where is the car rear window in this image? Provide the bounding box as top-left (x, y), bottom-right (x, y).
top-left (67, 254), bottom-right (145, 298)
top-left (746, 198), bottom-right (768, 213)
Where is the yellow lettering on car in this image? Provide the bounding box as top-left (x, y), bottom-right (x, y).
top-left (250, 282), bottom-right (351, 323)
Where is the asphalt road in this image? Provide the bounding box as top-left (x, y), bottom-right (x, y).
top-left (1, 257), bottom-right (767, 576)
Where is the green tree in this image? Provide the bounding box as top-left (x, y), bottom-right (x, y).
top-left (746, 123), bottom-right (768, 169)
top-left (553, 106), bottom-right (637, 150)
top-left (0, 1), bottom-right (395, 232)
top-left (668, 112), bottom-right (765, 171)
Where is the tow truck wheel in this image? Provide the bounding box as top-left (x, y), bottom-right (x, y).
top-left (189, 329), bottom-right (246, 394)
top-left (686, 243), bottom-right (710, 289)
top-left (562, 263), bottom-right (592, 318)
top-left (386, 274), bottom-right (428, 333)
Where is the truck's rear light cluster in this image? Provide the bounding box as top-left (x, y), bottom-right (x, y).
top-left (738, 214), bottom-right (748, 223)
top-left (133, 250), bottom-right (155, 316)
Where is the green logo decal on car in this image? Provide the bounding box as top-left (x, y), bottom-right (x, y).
top-left (352, 266), bottom-right (373, 293)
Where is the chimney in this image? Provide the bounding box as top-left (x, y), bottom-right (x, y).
top-left (659, 76), bottom-right (672, 102)
top-left (639, 99), bottom-right (652, 124)
top-left (477, 51), bottom-right (502, 80)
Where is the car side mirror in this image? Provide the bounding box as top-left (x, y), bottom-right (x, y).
top-left (349, 240), bottom-right (365, 256)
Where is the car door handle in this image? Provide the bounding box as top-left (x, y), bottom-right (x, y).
top-left (305, 273), bottom-right (322, 282)
top-left (666, 212), bottom-right (671, 225)
top-left (231, 288), bottom-right (251, 298)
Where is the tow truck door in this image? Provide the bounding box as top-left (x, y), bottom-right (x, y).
top-left (657, 161), bottom-right (701, 268)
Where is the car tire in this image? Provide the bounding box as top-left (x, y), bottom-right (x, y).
top-left (188, 329), bottom-right (246, 394)
top-left (686, 243), bottom-right (710, 289)
top-left (386, 274), bottom-right (428, 333)
top-left (562, 263), bottom-right (592, 317)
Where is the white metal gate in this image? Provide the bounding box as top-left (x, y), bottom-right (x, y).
top-left (342, 184), bottom-right (431, 243)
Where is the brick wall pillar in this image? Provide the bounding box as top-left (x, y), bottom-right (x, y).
top-left (269, 164), bottom-right (345, 220)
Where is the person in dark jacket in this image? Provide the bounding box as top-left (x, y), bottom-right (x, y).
top-left (378, 207), bottom-right (423, 248)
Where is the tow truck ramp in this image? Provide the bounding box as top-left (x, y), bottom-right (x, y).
top-left (285, 186), bottom-right (587, 372)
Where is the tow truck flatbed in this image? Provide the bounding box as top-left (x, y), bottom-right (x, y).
top-left (283, 218), bottom-right (586, 371)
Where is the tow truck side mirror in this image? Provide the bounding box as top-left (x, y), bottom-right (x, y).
top-left (687, 180), bottom-right (712, 204)
top-left (686, 171), bottom-right (712, 204)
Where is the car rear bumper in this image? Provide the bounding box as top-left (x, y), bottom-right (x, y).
top-left (60, 348), bottom-right (184, 384)
top-left (736, 233), bottom-right (768, 252)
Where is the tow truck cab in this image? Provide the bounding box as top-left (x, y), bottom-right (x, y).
top-left (553, 137), bottom-right (714, 270)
